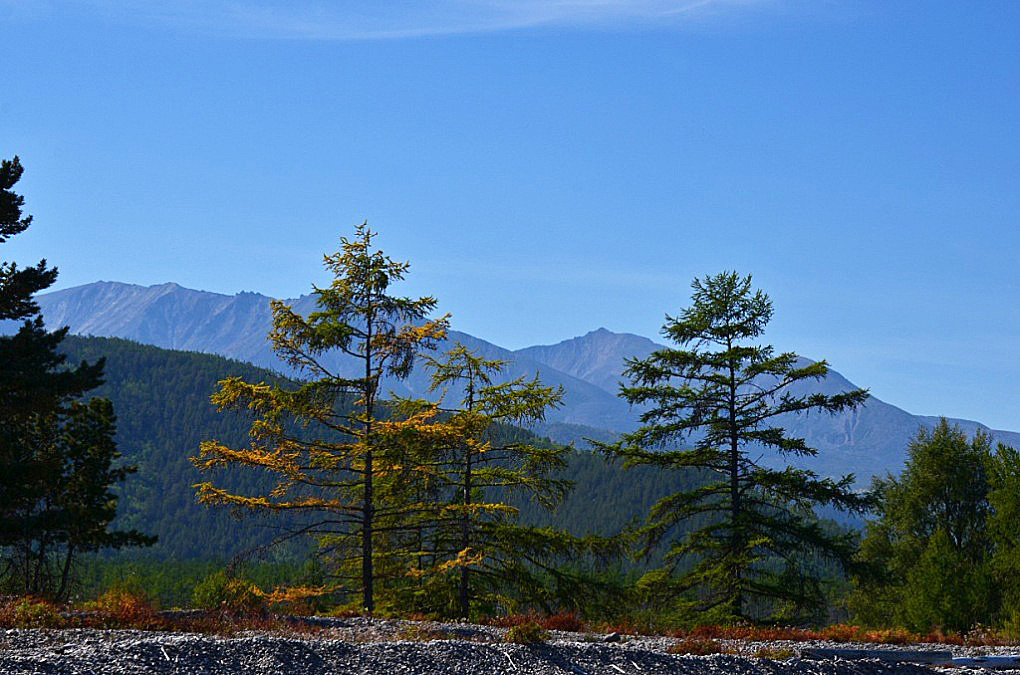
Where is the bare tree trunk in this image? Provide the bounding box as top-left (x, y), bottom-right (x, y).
top-left (362, 314), bottom-right (375, 615)
top-left (728, 354), bottom-right (743, 619)
top-left (56, 544), bottom-right (75, 603)
top-left (459, 444), bottom-right (471, 619)
top-left (458, 376), bottom-right (477, 619)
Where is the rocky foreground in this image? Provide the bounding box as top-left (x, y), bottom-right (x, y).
top-left (1, 617), bottom-right (1017, 674)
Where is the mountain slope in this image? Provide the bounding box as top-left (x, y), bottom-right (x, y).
top-left (479, 314), bottom-right (1020, 482)
top-left (57, 336), bottom-right (699, 561)
top-left (56, 335), bottom-right (305, 560)
top-left (36, 281), bottom-right (1020, 484)
top-left (514, 327), bottom-right (660, 395)
top-left (37, 282), bottom-right (637, 433)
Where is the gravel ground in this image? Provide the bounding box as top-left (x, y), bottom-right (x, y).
top-left (1, 618), bottom-right (1018, 674)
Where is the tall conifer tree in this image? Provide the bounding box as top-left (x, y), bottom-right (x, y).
top-left (0, 156), bottom-right (152, 598)
top-left (606, 271), bottom-right (870, 622)
top-left (0, 156), bottom-right (103, 421)
top-left (194, 224), bottom-right (447, 613)
top-left (403, 344), bottom-right (581, 618)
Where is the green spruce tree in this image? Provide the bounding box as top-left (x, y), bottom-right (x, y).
top-left (606, 271), bottom-right (870, 623)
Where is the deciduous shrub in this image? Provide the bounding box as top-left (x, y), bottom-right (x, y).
top-left (192, 572), bottom-right (265, 614)
top-left (666, 638), bottom-right (728, 656)
top-left (540, 612), bottom-right (586, 632)
top-left (504, 620), bottom-right (548, 644)
top-left (0, 597), bottom-right (64, 628)
top-left (93, 588), bottom-right (162, 627)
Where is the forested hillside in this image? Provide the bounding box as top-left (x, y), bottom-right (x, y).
top-left (59, 336), bottom-right (304, 559)
top-left (59, 336), bottom-right (702, 563)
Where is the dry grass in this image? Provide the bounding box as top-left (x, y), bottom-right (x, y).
top-left (395, 623), bottom-right (452, 642)
top-left (753, 646), bottom-right (796, 660)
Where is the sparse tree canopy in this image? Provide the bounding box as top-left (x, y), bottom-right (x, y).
top-left (605, 271), bottom-right (870, 623)
top-left (194, 223), bottom-right (447, 614)
top-left (395, 344), bottom-right (599, 618)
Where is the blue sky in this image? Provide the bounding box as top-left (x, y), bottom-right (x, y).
top-left (3, 0), bottom-right (1018, 430)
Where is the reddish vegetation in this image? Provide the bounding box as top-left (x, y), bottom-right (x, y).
top-left (2, 598), bottom-right (1016, 648)
top-left (538, 612), bottom-right (587, 632)
top-left (0, 594), bottom-right (323, 636)
top-left (485, 613), bottom-right (1015, 647)
top-left (670, 623), bottom-right (1004, 647)
top-left (483, 612), bottom-right (587, 633)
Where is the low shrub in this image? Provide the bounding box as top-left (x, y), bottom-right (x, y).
top-left (862, 628), bottom-right (914, 645)
top-left (666, 638), bottom-right (729, 656)
top-left (819, 624), bottom-right (866, 643)
top-left (504, 621), bottom-right (548, 645)
top-left (540, 612), bottom-right (586, 633)
top-left (0, 596), bottom-right (64, 629)
top-left (396, 623), bottom-right (450, 642)
top-left (85, 588), bottom-right (164, 630)
top-left (322, 605), bottom-right (362, 619)
top-left (753, 646), bottom-right (796, 660)
top-left (192, 572), bottom-right (265, 615)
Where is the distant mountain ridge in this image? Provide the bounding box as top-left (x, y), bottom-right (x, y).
top-left (515, 327), bottom-right (660, 395)
top-left (33, 281), bottom-right (1020, 483)
top-left (35, 281), bottom-right (639, 432)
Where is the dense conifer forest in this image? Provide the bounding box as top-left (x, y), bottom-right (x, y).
top-left (58, 335), bottom-right (704, 560)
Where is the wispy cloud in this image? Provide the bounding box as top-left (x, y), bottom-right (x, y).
top-left (14, 0), bottom-right (778, 39)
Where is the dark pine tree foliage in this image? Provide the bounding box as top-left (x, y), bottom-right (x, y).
top-left (605, 271), bottom-right (871, 624)
top-left (0, 156), bottom-right (103, 433)
top-left (0, 157), bottom-right (152, 600)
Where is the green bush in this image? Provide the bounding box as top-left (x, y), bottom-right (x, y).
top-left (192, 571), bottom-right (265, 614)
top-left (504, 620), bottom-right (548, 644)
top-left (666, 638), bottom-right (728, 656)
top-left (0, 597), bottom-right (64, 628)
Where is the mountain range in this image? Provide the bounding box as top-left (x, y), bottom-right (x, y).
top-left (33, 280), bottom-right (1020, 484)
